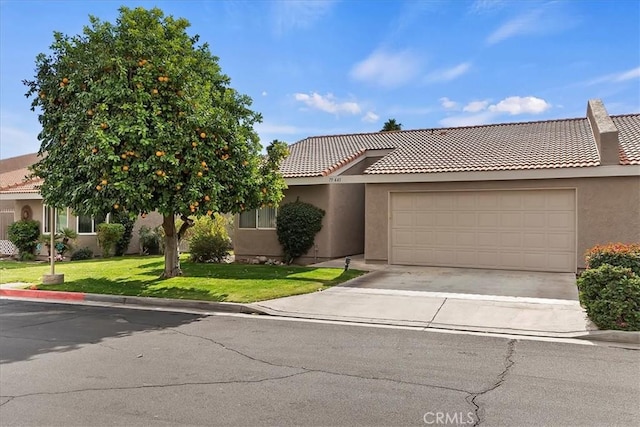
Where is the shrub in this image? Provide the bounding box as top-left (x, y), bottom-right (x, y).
top-left (188, 215), bottom-right (231, 263)
top-left (8, 220), bottom-right (41, 261)
top-left (577, 264), bottom-right (640, 331)
top-left (276, 200), bottom-right (325, 264)
top-left (97, 223), bottom-right (125, 257)
top-left (585, 243), bottom-right (640, 276)
top-left (112, 211), bottom-right (135, 256)
top-left (71, 247), bottom-right (94, 261)
top-left (139, 225), bottom-right (162, 255)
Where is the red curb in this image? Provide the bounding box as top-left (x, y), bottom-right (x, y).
top-left (0, 288), bottom-right (85, 301)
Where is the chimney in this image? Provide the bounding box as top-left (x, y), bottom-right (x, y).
top-left (586, 99), bottom-right (620, 166)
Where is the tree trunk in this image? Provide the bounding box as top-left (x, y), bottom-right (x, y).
top-left (162, 214), bottom-right (181, 278)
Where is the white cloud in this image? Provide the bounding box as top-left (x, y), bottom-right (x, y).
top-left (486, 10), bottom-right (544, 44)
top-left (469, 0), bottom-right (507, 14)
top-left (426, 62), bottom-right (471, 83)
top-left (586, 66), bottom-right (640, 85)
top-left (362, 111), bottom-right (380, 123)
top-left (350, 49), bottom-right (422, 88)
top-left (486, 3), bottom-right (577, 45)
top-left (440, 111), bottom-right (497, 127)
top-left (488, 96), bottom-right (551, 115)
top-left (439, 96), bottom-right (552, 127)
top-left (294, 92), bottom-right (361, 115)
top-left (439, 97), bottom-right (459, 110)
top-left (261, 91), bottom-right (268, 96)
top-left (272, 0), bottom-right (335, 35)
top-left (463, 100), bottom-right (490, 113)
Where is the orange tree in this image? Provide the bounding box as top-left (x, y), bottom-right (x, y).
top-left (24, 7), bottom-right (287, 277)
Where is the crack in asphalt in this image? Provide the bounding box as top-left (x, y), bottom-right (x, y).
top-left (0, 396), bottom-right (15, 407)
top-left (169, 328), bottom-right (473, 396)
top-left (466, 339), bottom-right (517, 426)
top-left (0, 371), bottom-right (310, 404)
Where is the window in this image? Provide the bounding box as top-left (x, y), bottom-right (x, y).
top-left (77, 213), bottom-right (108, 234)
top-left (43, 207), bottom-right (69, 233)
top-left (239, 206), bottom-right (277, 229)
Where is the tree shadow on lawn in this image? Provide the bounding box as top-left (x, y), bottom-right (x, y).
top-left (0, 261), bottom-right (50, 271)
top-left (0, 299), bottom-right (207, 365)
top-left (179, 263), bottom-right (364, 286)
top-left (40, 277), bottom-right (229, 302)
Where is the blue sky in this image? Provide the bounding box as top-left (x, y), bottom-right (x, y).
top-left (1, 0), bottom-right (639, 159)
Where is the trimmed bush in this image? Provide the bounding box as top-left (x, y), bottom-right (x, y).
top-left (585, 243), bottom-right (640, 276)
top-left (188, 215), bottom-right (231, 263)
top-left (112, 211), bottom-right (135, 256)
top-left (276, 200), bottom-right (325, 264)
top-left (97, 223), bottom-right (125, 257)
top-left (71, 247), bottom-right (94, 261)
top-left (8, 220), bottom-right (41, 260)
top-left (139, 225), bottom-right (162, 255)
top-left (577, 264), bottom-right (640, 331)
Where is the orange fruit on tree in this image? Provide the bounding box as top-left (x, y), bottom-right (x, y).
top-left (39, 92), bottom-right (46, 99)
top-left (156, 170), bottom-right (163, 176)
top-left (113, 204), bottom-right (119, 210)
top-left (59, 82), bottom-right (65, 88)
top-left (204, 195), bottom-right (210, 201)
top-left (156, 151), bottom-right (164, 157)
top-left (207, 210), bottom-right (213, 216)
top-left (101, 179), bottom-right (108, 185)
top-left (121, 154), bottom-right (127, 159)
top-left (122, 165), bottom-right (129, 171)
top-left (191, 142), bottom-right (197, 148)
top-left (100, 123), bottom-right (108, 129)
top-left (87, 109), bottom-right (94, 116)
top-left (201, 161), bottom-right (207, 167)
top-left (95, 185), bottom-right (102, 191)
top-left (152, 88), bottom-right (158, 95)
top-left (92, 148), bottom-right (98, 154)
top-left (199, 132), bottom-right (206, 139)
top-left (197, 171), bottom-right (203, 177)
top-left (62, 77), bottom-right (69, 84)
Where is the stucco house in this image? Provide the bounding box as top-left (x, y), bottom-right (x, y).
top-left (0, 153), bottom-right (160, 257)
top-left (234, 99), bottom-right (640, 273)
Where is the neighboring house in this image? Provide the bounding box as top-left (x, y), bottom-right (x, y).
top-left (234, 99), bottom-right (640, 273)
top-left (0, 153), bottom-right (160, 257)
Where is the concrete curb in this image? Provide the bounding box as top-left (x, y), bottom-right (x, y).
top-left (0, 287), bottom-right (266, 315)
top-left (573, 330), bottom-right (640, 345)
top-left (2, 286), bottom-right (638, 345)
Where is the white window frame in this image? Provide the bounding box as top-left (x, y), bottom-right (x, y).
top-left (42, 206), bottom-right (69, 234)
top-left (76, 213), bottom-right (110, 235)
top-left (239, 206), bottom-right (278, 230)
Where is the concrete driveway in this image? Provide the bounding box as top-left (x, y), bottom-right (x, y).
top-left (253, 256), bottom-right (595, 338)
top-left (312, 256), bottom-right (579, 301)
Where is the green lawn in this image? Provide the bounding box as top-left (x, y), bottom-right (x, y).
top-left (0, 256), bottom-right (365, 303)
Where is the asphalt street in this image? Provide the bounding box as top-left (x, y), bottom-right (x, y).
top-left (0, 299), bottom-right (638, 426)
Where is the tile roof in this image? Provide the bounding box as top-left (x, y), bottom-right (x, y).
top-left (280, 114), bottom-right (640, 177)
top-left (613, 114), bottom-right (640, 165)
top-left (0, 167), bottom-right (39, 193)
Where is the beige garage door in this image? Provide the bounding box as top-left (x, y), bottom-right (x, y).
top-left (390, 189), bottom-right (576, 272)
